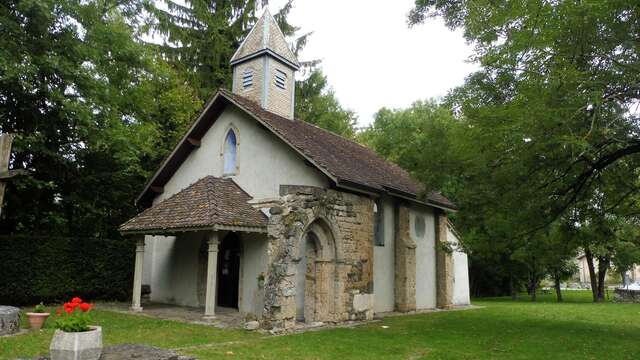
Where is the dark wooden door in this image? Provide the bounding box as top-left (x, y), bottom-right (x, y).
top-left (217, 233), bottom-right (241, 308)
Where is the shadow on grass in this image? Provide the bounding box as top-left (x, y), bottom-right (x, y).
top-left (187, 300), bottom-right (639, 359)
top-left (474, 289), bottom-right (611, 304)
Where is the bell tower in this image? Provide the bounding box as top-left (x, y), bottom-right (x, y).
top-left (230, 9), bottom-right (300, 119)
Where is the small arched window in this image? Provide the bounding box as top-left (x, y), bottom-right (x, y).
top-left (223, 129), bottom-right (237, 175)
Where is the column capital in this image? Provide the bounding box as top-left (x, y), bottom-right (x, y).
top-left (135, 236), bottom-right (145, 251)
top-left (208, 231), bottom-right (220, 248)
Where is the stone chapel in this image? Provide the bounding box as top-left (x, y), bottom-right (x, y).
top-left (120, 9), bottom-right (470, 330)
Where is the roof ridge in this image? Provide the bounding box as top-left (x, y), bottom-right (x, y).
top-left (203, 176), bottom-right (218, 224)
top-left (220, 89), bottom-right (402, 162)
top-left (120, 174), bottom-right (268, 233)
top-left (220, 89), bottom-right (420, 186)
top-left (135, 89), bottom-right (456, 211)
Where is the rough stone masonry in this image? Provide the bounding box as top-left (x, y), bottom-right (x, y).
top-left (262, 185), bottom-right (375, 329)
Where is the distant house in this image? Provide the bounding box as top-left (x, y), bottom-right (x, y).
top-left (576, 253), bottom-right (640, 285)
top-left (119, 10), bottom-right (470, 330)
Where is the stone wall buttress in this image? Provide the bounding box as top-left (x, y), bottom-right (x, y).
top-left (394, 206), bottom-right (417, 312)
top-left (436, 212), bottom-right (454, 309)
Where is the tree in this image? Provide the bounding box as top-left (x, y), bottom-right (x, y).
top-left (295, 70), bottom-right (357, 138)
top-left (145, 0), bottom-right (260, 100)
top-left (0, 0), bottom-right (200, 237)
top-left (409, 0), bottom-right (640, 232)
top-left (359, 99), bottom-right (462, 193)
top-left (611, 220), bottom-right (640, 285)
top-left (401, 0), bottom-right (640, 300)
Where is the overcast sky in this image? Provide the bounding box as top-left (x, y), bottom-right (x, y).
top-left (268, 0), bottom-right (479, 127)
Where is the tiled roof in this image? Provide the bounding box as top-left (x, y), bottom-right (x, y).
top-left (134, 90), bottom-right (456, 211)
top-left (120, 176), bottom-right (267, 233)
top-left (220, 90), bottom-right (457, 210)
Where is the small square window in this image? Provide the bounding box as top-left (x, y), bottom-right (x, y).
top-left (274, 69), bottom-right (287, 90)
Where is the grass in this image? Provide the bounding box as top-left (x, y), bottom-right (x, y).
top-left (2, 291), bottom-right (638, 359)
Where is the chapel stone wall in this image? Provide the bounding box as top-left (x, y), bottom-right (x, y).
top-left (262, 185), bottom-right (375, 330)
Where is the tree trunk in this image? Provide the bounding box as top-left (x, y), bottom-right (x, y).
top-left (584, 249), bottom-right (598, 302)
top-left (554, 274), bottom-right (563, 302)
top-left (596, 257), bottom-right (610, 302)
top-left (528, 272), bottom-right (538, 302)
top-left (510, 274), bottom-right (517, 300)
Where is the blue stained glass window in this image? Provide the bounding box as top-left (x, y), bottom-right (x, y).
top-left (223, 130), bottom-right (237, 175)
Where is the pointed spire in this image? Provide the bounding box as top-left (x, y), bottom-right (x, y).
top-left (230, 8), bottom-right (300, 69)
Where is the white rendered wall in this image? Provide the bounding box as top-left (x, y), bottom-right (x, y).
top-left (449, 228), bottom-right (470, 306)
top-left (413, 207), bottom-right (437, 309)
top-left (149, 233), bottom-right (203, 307)
top-left (240, 233), bottom-right (268, 316)
top-left (154, 106), bottom-right (328, 204)
top-left (373, 197), bottom-right (395, 313)
top-left (146, 105), bottom-right (328, 309)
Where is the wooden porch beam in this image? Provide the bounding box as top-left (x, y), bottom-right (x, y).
top-left (0, 169), bottom-right (29, 180)
top-left (187, 137), bottom-right (201, 147)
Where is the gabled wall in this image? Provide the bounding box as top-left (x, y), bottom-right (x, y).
top-left (144, 105), bottom-right (328, 311)
top-left (154, 105), bottom-right (328, 204)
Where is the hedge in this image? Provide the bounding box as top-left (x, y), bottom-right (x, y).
top-left (0, 235), bottom-right (134, 305)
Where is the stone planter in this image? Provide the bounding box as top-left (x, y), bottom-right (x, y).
top-left (26, 312), bottom-right (50, 330)
top-left (0, 306), bottom-right (20, 336)
top-left (613, 288), bottom-right (640, 303)
top-left (50, 326), bottom-right (102, 360)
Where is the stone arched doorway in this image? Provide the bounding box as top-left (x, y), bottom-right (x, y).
top-left (295, 219), bottom-right (337, 323)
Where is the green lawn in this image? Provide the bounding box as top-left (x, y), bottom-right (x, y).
top-left (2, 292), bottom-right (638, 359)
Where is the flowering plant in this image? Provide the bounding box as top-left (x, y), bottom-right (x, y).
top-left (54, 297), bottom-right (94, 332)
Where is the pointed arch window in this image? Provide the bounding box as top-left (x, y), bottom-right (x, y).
top-left (223, 129), bottom-right (237, 175)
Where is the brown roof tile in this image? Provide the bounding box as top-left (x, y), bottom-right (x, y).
top-left (120, 176), bottom-right (267, 233)
top-left (135, 90), bottom-right (456, 211)
top-left (220, 90), bottom-right (456, 210)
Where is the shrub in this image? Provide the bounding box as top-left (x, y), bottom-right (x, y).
top-left (0, 235), bottom-right (134, 305)
top-left (33, 302), bottom-right (46, 313)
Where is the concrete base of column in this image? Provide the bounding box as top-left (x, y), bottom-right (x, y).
top-left (130, 306), bottom-right (143, 312)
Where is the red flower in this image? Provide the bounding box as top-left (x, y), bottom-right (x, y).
top-left (79, 303), bottom-right (92, 313)
top-left (71, 297), bottom-right (83, 304)
top-left (63, 303), bottom-right (74, 314)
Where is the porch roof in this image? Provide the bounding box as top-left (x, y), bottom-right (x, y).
top-left (119, 176), bottom-right (267, 234)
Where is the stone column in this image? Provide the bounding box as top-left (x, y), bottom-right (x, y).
top-left (204, 232), bottom-right (220, 319)
top-left (436, 212), bottom-right (454, 309)
top-left (395, 205), bottom-right (416, 312)
top-left (131, 236), bottom-right (145, 312)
